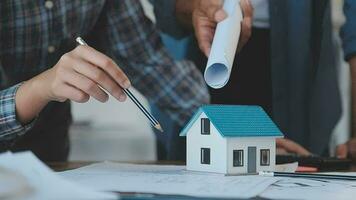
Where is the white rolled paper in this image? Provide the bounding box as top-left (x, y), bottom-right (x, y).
top-left (204, 0), bottom-right (243, 89)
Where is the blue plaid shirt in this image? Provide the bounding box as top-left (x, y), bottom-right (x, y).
top-left (0, 0), bottom-right (209, 141)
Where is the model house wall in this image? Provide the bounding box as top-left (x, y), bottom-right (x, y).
top-left (186, 113), bottom-right (227, 173)
top-left (226, 137), bottom-right (276, 174)
top-left (181, 105), bottom-right (283, 175)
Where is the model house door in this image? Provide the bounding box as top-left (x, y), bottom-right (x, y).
top-left (247, 146), bottom-right (257, 173)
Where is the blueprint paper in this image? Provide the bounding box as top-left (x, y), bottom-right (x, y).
top-left (59, 162), bottom-right (279, 199)
top-left (0, 152), bottom-right (117, 200)
top-left (260, 177), bottom-right (356, 200)
top-left (204, 0), bottom-right (243, 89)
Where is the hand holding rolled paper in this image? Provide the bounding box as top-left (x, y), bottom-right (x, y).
top-left (204, 0), bottom-right (243, 89)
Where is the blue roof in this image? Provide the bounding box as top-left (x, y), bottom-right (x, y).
top-left (180, 105), bottom-right (283, 137)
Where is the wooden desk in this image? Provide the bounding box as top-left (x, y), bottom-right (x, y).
top-left (49, 161), bottom-right (185, 172)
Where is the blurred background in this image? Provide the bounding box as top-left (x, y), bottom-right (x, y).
top-left (68, 0), bottom-right (351, 162)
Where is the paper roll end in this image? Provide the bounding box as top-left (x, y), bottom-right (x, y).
top-left (204, 63), bottom-right (229, 89)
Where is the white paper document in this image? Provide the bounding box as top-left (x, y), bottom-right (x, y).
top-left (260, 176), bottom-right (356, 200)
top-left (204, 0), bottom-right (243, 88)
top-left (0, 152), bottom-right (117, 200)
top-left (59, 162), bottom-right (279, 199)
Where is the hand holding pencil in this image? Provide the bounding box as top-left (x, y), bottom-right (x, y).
top-left (16, 35), bottom-right (132, 124)
top-left (75, 37), bottom-right (163, 132)
top-left (16, 36), bottom-right (163, 132)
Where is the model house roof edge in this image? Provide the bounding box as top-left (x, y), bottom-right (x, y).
top-left (180, 105), bottom-right (284, 137)
top-left (179, 107), bottom-right (203, 136)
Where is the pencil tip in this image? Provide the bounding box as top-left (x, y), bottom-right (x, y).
top-left (155, 124), bottom-right (164, 133)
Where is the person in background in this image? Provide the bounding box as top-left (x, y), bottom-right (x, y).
top-left (0, 0), bottom-right (209, 161)
top-left (152, 0), bottom-right (356, 159)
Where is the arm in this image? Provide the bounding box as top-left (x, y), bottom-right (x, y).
top-left (351, 57), bottom-right (356, 138)
top-left (103, 0), bottom-right (209, 128)
top-left (342, 0), bottom-right (356, 131)
top-left (336, 57), bottom-right (356, 159)
top-left (346, 57), bottom-right (356, 160)
top-left (336, 0), bottom-right (356, 159)
top-left (1, 46), bottom-right (131, 140)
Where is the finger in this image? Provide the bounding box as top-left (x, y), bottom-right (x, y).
top-left (57, 84), bottom-right (90, 103)
top-left (72, 58), bottom-right (126, 102)
top-left (240, 0), bottom-right (254, 19)
top-left (276, 138), bottom-right (311, 156)
top-left (237, 17), bottom-right (252, 52)
top-left (73, 45), bottom-right (131, 89)
top-left (201, 0), bottom-right (226, 22)
top-left (198, 32), bottom-right (214, 57)
top-left (194, 19), bottom-right (216, 56)
top-left (62, 68), bottom-right (109, 103)
top-left (237, 0), bottom-right (253, 52)
top-left (214, 9), bottom-right (227, 22)
top-left (336, 144), bottom-right (348, 159)
top-left (276, 148), bottom-right (288, 155)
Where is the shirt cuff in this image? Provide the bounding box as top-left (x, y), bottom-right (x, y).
top-left (0, 83), bottom-right (36, 140)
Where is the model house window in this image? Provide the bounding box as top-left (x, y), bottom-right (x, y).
top-left (201, 118), bottom-right (210, 135)
top-left (233, 150), bottom-right (244, 167)
top-left (260, 149), bottom-right (270, 166)
top-left (201, 148), bottom-right (210, 164)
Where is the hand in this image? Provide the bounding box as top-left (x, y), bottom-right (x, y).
top-left (16, 45), bottom-right (130, 123)
top-left (340, 56), bottom-right (356, 160)
top-left (336, 138), bottom-right (356, 160)
top-left (192, 0), bottom-right (253, 56)
top-left (276, 138), bottom-right (311, 156)
top-left (39, 45), bottom-right (130, 103)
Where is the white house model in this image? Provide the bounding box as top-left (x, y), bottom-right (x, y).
top-left (180, 105), bottom-right (284, 174)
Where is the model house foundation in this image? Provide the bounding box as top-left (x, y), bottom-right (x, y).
top-left (180, 105), bottom-right (284, 174)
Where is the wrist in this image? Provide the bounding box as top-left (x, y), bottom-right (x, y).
top-left (350, 56), bottom-right (356, 137)
top-left (15, 74), bottom-right (51, 124)
top-left (29, 78), bottom-right (51, 105)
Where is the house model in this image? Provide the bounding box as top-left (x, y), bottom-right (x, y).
top-left (180, 105), bottom-right (284, 174)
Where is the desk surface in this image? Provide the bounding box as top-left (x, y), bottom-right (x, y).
top-left (48, 161), bottom-right (185, 172)
top-left (49, 161), bottom-right (356, 172)
top-left (49, 161), bottom-right (356, 200)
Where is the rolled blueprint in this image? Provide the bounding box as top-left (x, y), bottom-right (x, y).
top-left (204, 0), bottom-right (243, 89)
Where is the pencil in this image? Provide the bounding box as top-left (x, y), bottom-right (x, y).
top-left (259, 171), bottom-right (356, 181)
top-left (75, 37), bottom-right (163, 132)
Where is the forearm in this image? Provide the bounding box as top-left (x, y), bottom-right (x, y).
top-left (350, 56), bottom-right (356, 137)
top-left (15, 73), bottom-right (50, 124)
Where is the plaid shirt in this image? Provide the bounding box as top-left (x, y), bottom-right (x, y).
top-left (0, 0), bottom-right (209, 140)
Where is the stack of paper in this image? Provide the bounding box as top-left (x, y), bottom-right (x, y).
top-left (60, 162), bottom-right (280, 199)
top-left (0, 151), bottom-right (117, 200)
top-left (60, 162), bottom-right (356, 199)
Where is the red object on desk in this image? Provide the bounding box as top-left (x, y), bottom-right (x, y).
top-left (296, 166), bottom-right (318, 172)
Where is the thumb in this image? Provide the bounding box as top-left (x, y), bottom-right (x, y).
top-left (336, 144), bottom-right (348, 158)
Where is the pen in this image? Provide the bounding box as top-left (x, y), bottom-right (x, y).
top-left (259, 171), bottom-right (356, 181)
top-left (75, 37), bottom-right (163, 132)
